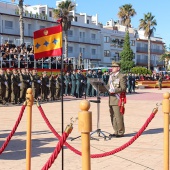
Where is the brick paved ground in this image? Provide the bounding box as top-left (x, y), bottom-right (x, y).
top-left (0, 88), bottom-right (169, 170)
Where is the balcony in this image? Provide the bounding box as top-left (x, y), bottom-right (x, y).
top-left (80, 53), bottom-right (99, 60)
top-left (68, 36), bottom-right (100, 45)
top-left (136, 47), bottom-right (164, 55)
top-left (156, 60), bottom-right (164, 65)
top-left (67, 51), bottom-right (99, 60)
top-left (136, 58), bottom-right (164, 66)
top-left (151, 49), bottom-right (164, 54)
top-left (136, 58), bottom-right (148, 65)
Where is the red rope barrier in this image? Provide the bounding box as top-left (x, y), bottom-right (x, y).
top-left (42, 132), bottom-right (69, 170)
top-left (37, 105), bottom-right (157, 158)
top-left (0, 103), bottom-right (26, 154)
top-left (92, 111), bottom-right (156, 158)
top-left (37, 105), bottom-right (82, 156)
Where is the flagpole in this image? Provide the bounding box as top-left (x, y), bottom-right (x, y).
top-left (33, 21), bottom-right (64, 169)
top-left (61, 52), bottom-right (64, 170)
top-left (57, 19), bottom-right (64, 170)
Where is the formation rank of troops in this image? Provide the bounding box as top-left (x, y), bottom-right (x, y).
top-left (0, 68), bottom-right (110, 106)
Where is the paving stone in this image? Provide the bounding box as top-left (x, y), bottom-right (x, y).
top-left (0, 88), bottom-right (169, 169)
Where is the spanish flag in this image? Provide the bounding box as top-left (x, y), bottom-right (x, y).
top-left (34, 25), bottom-right (62, 59)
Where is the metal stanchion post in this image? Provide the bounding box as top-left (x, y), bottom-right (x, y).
top-left (162, 92), bottom-right (170, 170)
top-left (26, 88), bottom-right (34, 170)
top-left (78, 100), bottom-right (92, 170)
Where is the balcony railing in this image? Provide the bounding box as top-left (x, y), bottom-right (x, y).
top-left (136, 47), bottom-right (164, 54)
top-left (156, 60), bottom-right (164, 65)
top-left (68, 36), bottom-right (100, 44)
top-left (136, 58), bottom-right (164, 66)
top-left (0, 52), bottom-right (99, 70)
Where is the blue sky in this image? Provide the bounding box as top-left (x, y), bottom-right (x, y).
top-left (4, 0), bottom-right (170, 49)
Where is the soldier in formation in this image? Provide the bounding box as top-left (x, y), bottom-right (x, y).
top-left (0, 68), bottom-right (113, 105)
top-left (0, 69), bottom-right (7, 105)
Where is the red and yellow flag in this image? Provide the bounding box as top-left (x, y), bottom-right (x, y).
top-left (34, 25), bottom-right (62, 59)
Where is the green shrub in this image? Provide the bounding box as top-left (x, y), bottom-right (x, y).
top-left (130, 66), bottom-right (152, 75)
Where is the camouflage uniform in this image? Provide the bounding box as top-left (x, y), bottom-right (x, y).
top-left (19, 69), bottom-right (30, 103)
top-left (49, 74), bottom-right (56, 100)
top-left (55, 74), bottom-right (61, 100)
top-left (41, 72), bottom-right (49, 101)
top-left (0, 69), bottom-right (7, 105)
top-left (30, 70), bottom-right (41, 100)
top-left (11, 69), bottom-right (20, 104)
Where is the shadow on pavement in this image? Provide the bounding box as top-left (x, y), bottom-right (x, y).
top-left (125, 127), bottom-right (163, 137)
top-left (0, 130), bottom-right (69, 160)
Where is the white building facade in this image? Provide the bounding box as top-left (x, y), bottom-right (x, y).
top-left (0, 0), bottom-right (165, 70)
top-left (135, 30), bottom-right (164, 71)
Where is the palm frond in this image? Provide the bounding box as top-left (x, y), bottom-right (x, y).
top-left (117, 4), bottom-right (136, 28)
top-left (139, 12), bottom-right (157, 38)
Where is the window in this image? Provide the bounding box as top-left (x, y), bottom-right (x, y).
top-left (133, 53), bottom-right (135, 59)
top-left (131, 40), bottom-right (135, 46)
top-left (80, 47), bottom-right (85, 54)
top-left (104, 36), bottom-right (110, 43)
top-left (42, 11), bottom-right (45, 16)
top-left (68, 30), bottom-right (73, 37)
top-left (137, 43), bottom-right (141, 47)
top-left (75, 16), bottom-right (78, 22)
top-left (137, 55), bottom-right (140, 59)
top-left (91, 34), bottom-right (96, 40)
top-left (91, 49), bottom-right (96, 55)
top-left (5, 20), bottom-right (13, 29)
top-left (49, 11), bottom-right (52, 17)
top-left (87, 20), bottom-right (89, 24)
top-left (104, 50), bottom-right (110, 57)
top-left (80, 32), bottom-right (85, 38)
top-left (5, 40), bottom-right (13, 44)
top-left (83, 48), bottom-right (85, 53)
top-left (115, 52), bottom-right (120, 60)
top-left (68, 46), bottom-right (73, 53)
top-left (155, 45), bottom-right (160, 50)
top-left (40, 26), bottom-right (45, 29)
top-left (144, 43), bottom-right (147, 48)
top-left (80, 48), bottom-right (82, 53)
top-left (142, 55), bottom-right (147, 60)
top-left (151, 55), bottom-right (154, 60)
top-left (28, 24), bottom-right (32, 36)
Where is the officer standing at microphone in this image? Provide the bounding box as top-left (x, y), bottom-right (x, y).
top-left (107, 61), bottom-right (127, 138)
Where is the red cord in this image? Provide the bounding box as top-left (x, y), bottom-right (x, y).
top-left (38, 105), bottom-right (156, 158)
top-left (0, 104), bottom-right (26, 154)
top-left (41, 132), bottom-right (68, 170)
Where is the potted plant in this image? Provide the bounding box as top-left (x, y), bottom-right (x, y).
top-left (44, 14), bottom-right (48, 20)
top-left (40, 13), bottom-right (43, 19)
top-left (35, 12), bottom-right (39, 19)
top-left (25, 10), bottom-right (28, 16)
top-left (30, 11), bottom-right (33, 17)
top-left (15, 8), bottom-right (19, 15)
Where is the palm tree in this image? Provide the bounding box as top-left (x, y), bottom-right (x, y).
top-left (139, 12), bottom-right (157, 70)
top-left (12, 0), bottom-right (24, 45)
top-left (53, 0), bottom-right (75, 59)
top-left (117, 4), bottom-right (136, 30)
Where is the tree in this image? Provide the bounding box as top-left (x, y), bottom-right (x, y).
top-left (160, 53), bottom-right (170, 70)
top-left (130, 66), bottom-right (152, 75)
top-left (120, 31), bottom-right (134, 73)
top-left (12, 0), bottom-right (24, 45)
top-left (139, 12), bottom-right (157, 70)
top-left (117, 4), bottom-right (136, 30)
top-left (53, 0), bottom-right (75, 58)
